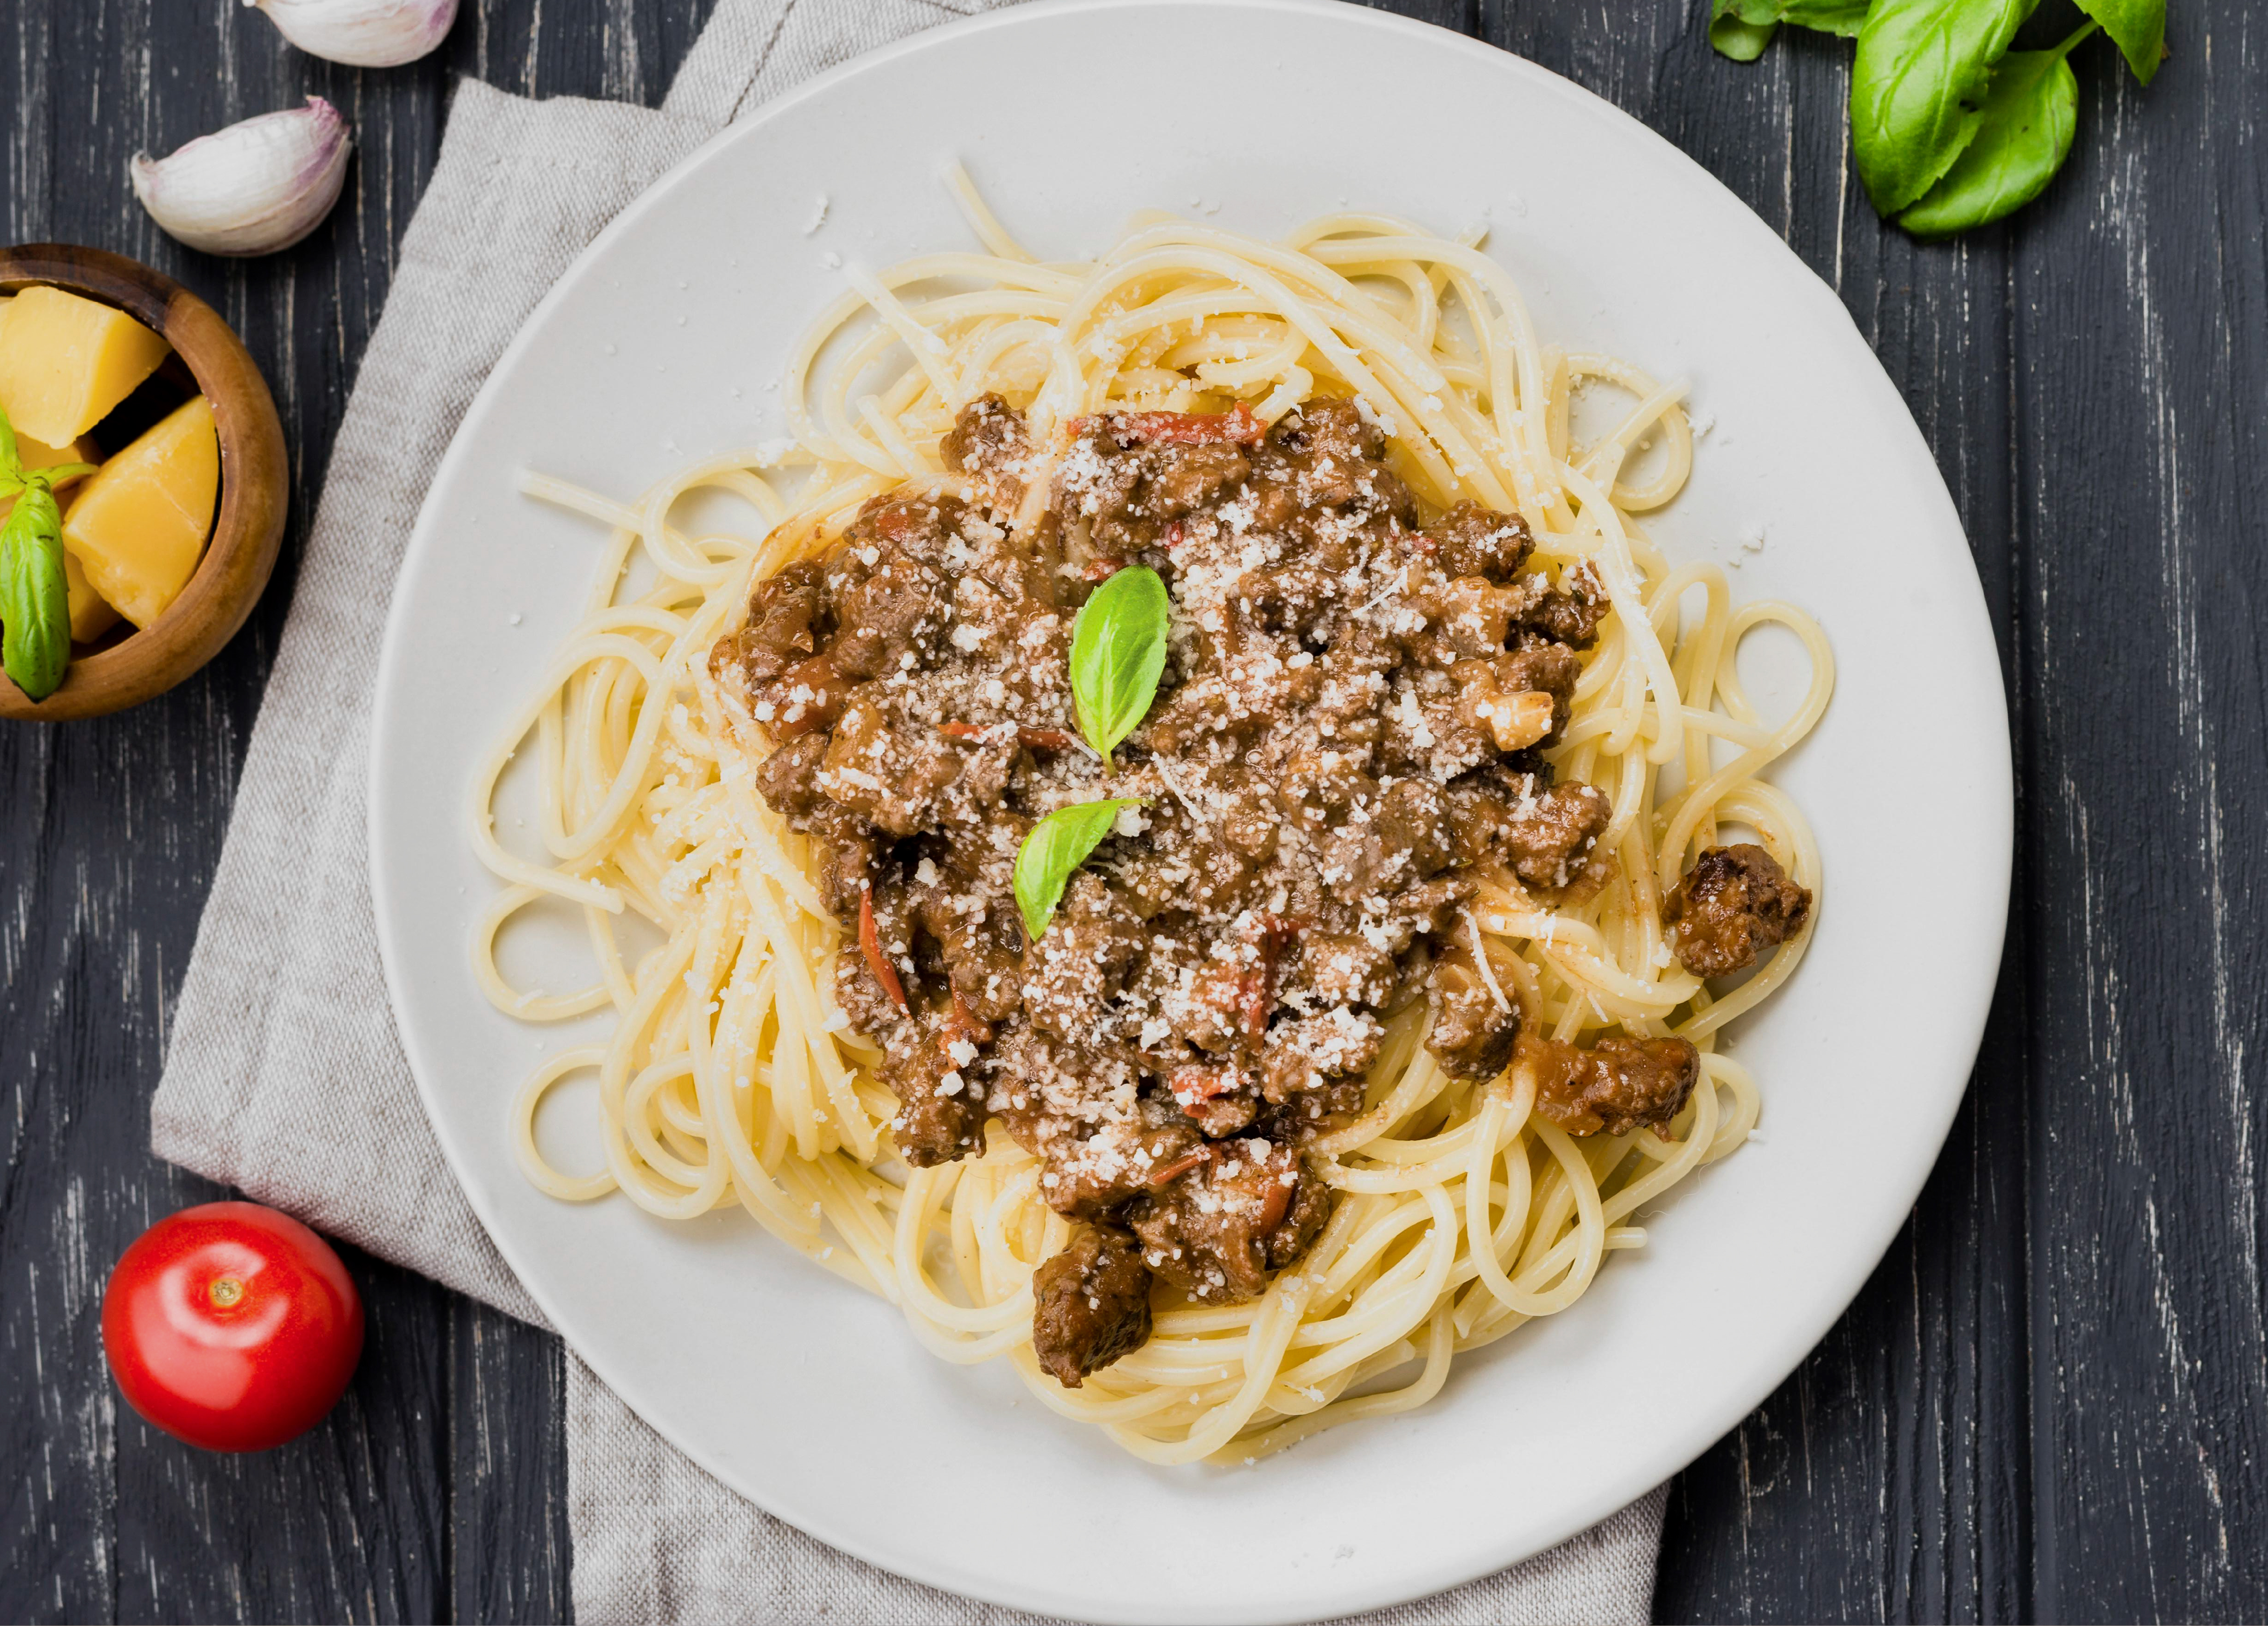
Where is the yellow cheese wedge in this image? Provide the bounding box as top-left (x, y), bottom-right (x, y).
top-left (0, 286), bottom-right (172, 447)
top-left (61, 396), bottom-right (218, 630)
top-left (63, 548), bottom-right (120, 643)
top-left (14, 427), bottom-right (100, 477)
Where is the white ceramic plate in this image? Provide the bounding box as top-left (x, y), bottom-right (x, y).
top-left (369, 3), bottom-right (2011, 1619)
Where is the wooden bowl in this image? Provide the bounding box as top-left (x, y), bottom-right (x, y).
top-left (0, 244), bottom-right (287, 721)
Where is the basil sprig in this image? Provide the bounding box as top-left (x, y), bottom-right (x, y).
top-left (0, 405), bottom-right (96, 703)
top-left (1068, 565), bottom-right (1169, 761)
top-left (1014, 799), bottom-right (1142, 941)
top-left (1710, 0), bottom-right (2165, 239)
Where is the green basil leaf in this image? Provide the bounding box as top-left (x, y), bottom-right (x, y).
top-left (0, 403), bottom-right (19, 481)
top-left (1899, 34), bottom-right (2083, 237)
top-left (0, 482), bottom-right (71, 701)
top-left (1713, 0), bottom-right (1871, 58)
top-left (1711, 0), bottom-right (1780, 60)
top-left (1852, 0), bottom-right (2036, 215)
top-left (1712, 12), bottom-right (1781, 60)
top-left (1068, 565), bottom-right (1169, 759)
top-left (1777, 0), bottom-right (1873, 33)
top-left (1014, 799), bottom-right (1143, 941)
top-left (1729, 0), bottom-right (1874, 34)
top-left (2074, 0), bottom-right (2163, 83)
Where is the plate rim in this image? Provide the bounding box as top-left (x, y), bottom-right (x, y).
top-left (368, 1), bottom-right (2015, 1617)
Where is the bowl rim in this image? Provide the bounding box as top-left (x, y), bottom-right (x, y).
top-left (0, 241), bottom-right (288, 722)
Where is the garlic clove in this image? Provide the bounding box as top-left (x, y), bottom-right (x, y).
top-left (244, 0), bottom-right (457, 69)
top-left (130, 97), bottom-right (352, 258)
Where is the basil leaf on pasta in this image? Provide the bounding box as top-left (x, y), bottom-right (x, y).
top-left (1014, 799), bottom-right (1142, 942)
top-left (1069, 565), bottom-right (1169, 760)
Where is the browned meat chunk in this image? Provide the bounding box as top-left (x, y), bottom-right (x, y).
top-left (1258, 1007), bottom-right (1384, 1102)
top-left (1040, 1115), bottom-right (1203, 1221)
top-left (709, 559), bottom-right (828, 688)
top-left (1662, 843), bottom-right (1812, 976)
top-left (1508, 781), bottom-right (1614, 897)
top-left (1022, 873), bottom-right (1144, 1042)
top-left (1523, 1032), bottom-right (1701, 1139)
top-left (1449, 770), bottom-right (1614, 902)
top-left (1428, 501), bottom-right (1535, 582)
top-left (885, 1023), bottom-right (986, 1167)
top-left (1424, 928), bottom-right (1523, 1080)
top-left (1032, 1226), bottom-right (1155, 1388)
top-left (1528, 562), bottom-right (1608, 648)
top-left (1496, 636), bottom-right (1584, 737)
top-left (752, 729), bottom-right (829, 817)
top-left (817, 694), bottom-right (1013, 837)
top-left (822, 504), bottom-right (958, 681)
top-left (940, 394), bottom-right (1033, 509)
top-left (1130, 1142), bottom-right (1324, 1302)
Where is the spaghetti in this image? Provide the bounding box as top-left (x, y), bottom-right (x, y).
top-left (469, 172), bottom-right (1831, 1464)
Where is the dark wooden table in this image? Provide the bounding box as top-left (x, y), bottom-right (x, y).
top-left (5, 0), bottom-right (2264, 1619)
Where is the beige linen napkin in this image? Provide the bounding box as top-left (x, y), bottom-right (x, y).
top-left (151, 0), bottom-right (1667, 1618)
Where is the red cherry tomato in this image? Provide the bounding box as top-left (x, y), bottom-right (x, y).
top-left (101, 1201), bottom-right (363, 1452)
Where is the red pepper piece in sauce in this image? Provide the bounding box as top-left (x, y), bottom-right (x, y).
top-left (858, 882), bottom-right (910, 1014)
top-left (1081, 555), bottom-right (1126, 583)
top-left (1110, 402), bottom-right (1265, 447)
top-left (1146, 1144), bottom-right (1214, 1189)
top-left (1254, 1170), bottom-right (1293, 1236)
top-left (1065, 403), bottom-right (1265, 449)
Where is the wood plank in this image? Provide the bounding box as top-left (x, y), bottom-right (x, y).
top-left (2012, 0), bottom-right (2268, 1615)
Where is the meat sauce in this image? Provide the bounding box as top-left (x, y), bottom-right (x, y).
top-left (713, 395), bottom-right (1810, 1386)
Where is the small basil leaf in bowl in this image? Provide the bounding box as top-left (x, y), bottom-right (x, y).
top-left (1069, 565), bottom-right (1170, 760)
top-left (1015, 799), bottom-right (1143, 941)
top-left (0, 481), bottom-right (73, 702)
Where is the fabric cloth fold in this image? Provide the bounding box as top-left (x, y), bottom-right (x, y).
top-left (151, 0), bottom-right (1665, 1619)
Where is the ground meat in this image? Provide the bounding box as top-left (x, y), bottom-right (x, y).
top-left (1530, 561), bottom-right (1609, 648)
top-left (1424, 928), bottom-right (1523, 1080)
top-left (939, 392), bottom-right (1034, 511)
top-left (1662, 843), bottom-right (1813, 977)
top-left (1130, 1140), bottom-right (1323, 1302)
top-left (1429, 501), bottom-right (1536, 581)
top-left (1031, 1225), bottom-right (1153, 1388)
top-left (885, 1021), bottom-right (988, 1166)
top-left (714, 395), bottom-right (1631, 1384)
top-left (1523, 1032), bottom-right (1701, 1139)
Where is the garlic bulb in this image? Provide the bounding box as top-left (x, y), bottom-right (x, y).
top-left (244, 0), bottom-right (457, 69)
top-left (130, 98), bottom-right (352, 258)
